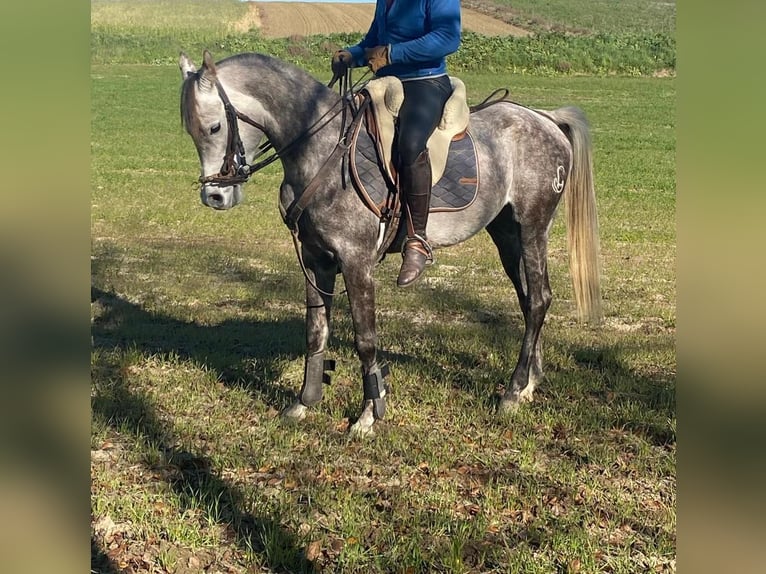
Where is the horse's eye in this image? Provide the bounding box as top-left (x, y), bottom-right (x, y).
top-left (210, 123), bottom-right (221, 134)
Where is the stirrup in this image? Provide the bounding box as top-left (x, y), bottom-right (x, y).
top-left (401, 234), bottom-right (434, 263)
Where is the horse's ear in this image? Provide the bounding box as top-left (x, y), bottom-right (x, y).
top-left (198, 50), bottom-right (218, 90)
top-left (179, 52), bottom-right (197, 79)
top-left (202, 50), bottom-right (217, 76)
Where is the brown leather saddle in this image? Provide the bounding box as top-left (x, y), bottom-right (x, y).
top-left (346, 77), bottom-right (480, 258)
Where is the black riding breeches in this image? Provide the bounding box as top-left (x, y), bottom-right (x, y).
top-left (395, 75), bottom-right (453, 167)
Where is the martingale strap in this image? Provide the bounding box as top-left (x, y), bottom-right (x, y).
top-left (282, 97), bottom-right (371, 231)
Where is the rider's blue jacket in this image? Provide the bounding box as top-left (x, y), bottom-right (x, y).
top-left (345, 0), bottom-right (462, 80)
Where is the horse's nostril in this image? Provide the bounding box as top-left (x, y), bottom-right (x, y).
top-left (209, 193), bottom-right (224, 204)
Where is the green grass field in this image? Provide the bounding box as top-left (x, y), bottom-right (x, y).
top-left (91, 0), bottom-right (675, 74)
top-left (91, 2), bottom-right (675, 572)
top-left (465, 0), bottom-right (675, 35)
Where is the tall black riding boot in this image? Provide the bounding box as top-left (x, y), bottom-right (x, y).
top-left (397, 150), bottom-right (434, 287)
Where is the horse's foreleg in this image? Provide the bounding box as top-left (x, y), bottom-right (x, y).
top-left (342, 263), bottom-right (388, 436)
top-left (499, 231), bottom-right (552, 413)
top-left (282, 257), bottom-right (337, 420)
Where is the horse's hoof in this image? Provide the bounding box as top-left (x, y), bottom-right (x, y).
top-left (349, 420), bottom-right (375, 437)
top-left (497, 399), bottom-right (520, 416)
top-left (348, 406), bottom-right (376, 437)
top-left (281, 401), bottom-right (308, 421)
top-left (497, 386), bottom-right (535, 417)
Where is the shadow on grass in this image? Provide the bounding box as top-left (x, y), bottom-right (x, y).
top-left (90, 243), bottom-right (674, 570)
top-left (375, 278), bottom-right (527, 403)
top-left (91, 351), bottom-right (313, 572)
top-left (572, 341), bottom-right (676, 446)
top-left (92, 236), bottom-right (675, 441)
top-left (91, 537), bottom-right (121, 574)
top-left (91, 286), bottom-right (306, 410)
top-left (378, 276), bottom-right (675, 446)
top-left (90, 281), bottom-right (315, 569)
top-left (90, 235), bottom-right (526, 409)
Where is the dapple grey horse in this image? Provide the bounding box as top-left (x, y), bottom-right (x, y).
top-left (179, 51), bottom-right (601, 435)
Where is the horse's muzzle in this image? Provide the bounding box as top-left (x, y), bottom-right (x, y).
top-left (200, 184), bottom-right (243, 210)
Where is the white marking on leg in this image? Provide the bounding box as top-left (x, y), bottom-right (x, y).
top-left (518, 381), bottom-right (536, 402)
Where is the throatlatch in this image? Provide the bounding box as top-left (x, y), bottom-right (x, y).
top-left (362, 363), bottom-right (391, 419)
top-left (298, 353), bottom-right (336, 407)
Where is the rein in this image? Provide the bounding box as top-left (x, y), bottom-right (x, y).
top-left (201, 67), bottom-right (371, 298)
top-left (468, 87), bottom-right (558, 125)
top-left (284, 69), bottom-right (371, 298)
top-left (469, 88), bottom-right (511, 113)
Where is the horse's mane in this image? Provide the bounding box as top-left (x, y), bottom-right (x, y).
top-left (180, 52), bottom-right (331, 131)
top-left (225, 53), bottom-right (328, 92)
top-left (221, 52), bottom-right (312, 76)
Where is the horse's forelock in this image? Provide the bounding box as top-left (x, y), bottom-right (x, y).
top-left (180, 74), bottom-right (203, 135)
top-left (179, 54), bottom-right (279, 134)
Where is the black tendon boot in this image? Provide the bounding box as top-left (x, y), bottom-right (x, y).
top-left (397, 150), bottom-right (434, 287)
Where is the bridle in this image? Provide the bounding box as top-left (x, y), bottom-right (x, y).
top-left (198, 66), bottom-right (370, 297)
top-left (198, 80), bottom-right (277, 186)
top-left (199, 68), bottom-right (369, 188)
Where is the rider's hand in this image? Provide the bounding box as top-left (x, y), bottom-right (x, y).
top-left (331, 50), bottom-right (353, 77)
top-left (364, 45), bottom-right (390, 74)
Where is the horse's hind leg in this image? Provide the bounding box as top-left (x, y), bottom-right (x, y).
top-left (282, 255), bottom-right (338, 420)
top-left (488, 211), bottom-right (551, 412)
top-left (504, 230), bottom-right (552, 411)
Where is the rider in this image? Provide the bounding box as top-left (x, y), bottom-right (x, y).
top-left (331, 0), bottom-right (462, 287)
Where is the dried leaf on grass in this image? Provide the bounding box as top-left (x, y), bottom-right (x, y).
top-left (305, 540), bottom-right (322, 562)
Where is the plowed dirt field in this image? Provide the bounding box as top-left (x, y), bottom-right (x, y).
top-left (233, 2), bottom-right (529, 38)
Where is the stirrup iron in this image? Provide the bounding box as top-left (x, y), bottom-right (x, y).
top-left (402, 234), bottom-right (434, 262)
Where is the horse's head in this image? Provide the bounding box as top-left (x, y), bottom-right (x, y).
top-left (179, 51), bottom-right (260, 210)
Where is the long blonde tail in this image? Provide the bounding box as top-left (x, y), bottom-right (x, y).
top-left (551, 106), bottom-right (603, 323)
